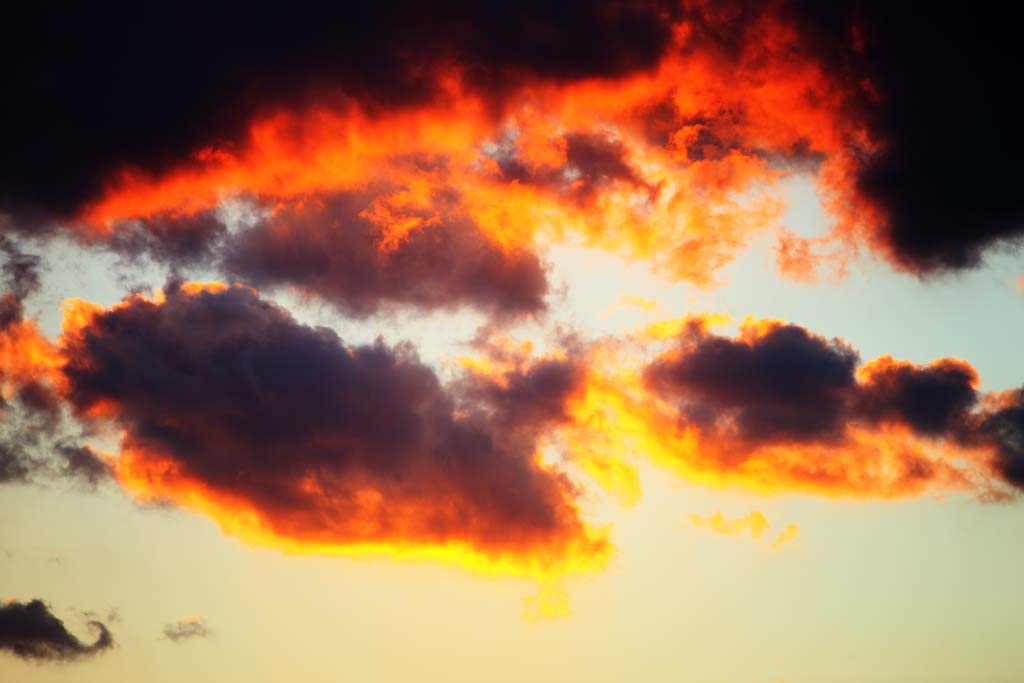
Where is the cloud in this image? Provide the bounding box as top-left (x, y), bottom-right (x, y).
top-left (565, 316), bottom-right (1022, 500)
top-left (0, 241), bottom-right (66, 485)
top-left (974, 390), bottom-right (1024, 490)
top-left (163, 615), bottom-right (211, 643)
top-left (634, 318), bottom-right (994, 496)
top-left (0, 2), bottom-right (677, 228)
top-left (0, 599), bottom-right (113, 662)
top-left (0, 237), bottom-right (41, 302)
top-left (686, 511), bottom-right (799, 549)
top-left (644, 321), bottom-right (861, 443)
top-left (3, 2), bottom-right (1019, 285)
top-left (58, 281), bottom-right (609, 578)
top-left (0, 1), bottom-right (856, 297)
top-left (761, 2), bottom-right (1024, 273)
top-left (219, 190), bottom-right (549, 318)
top-left (54, 444), bottom-right (113, 488)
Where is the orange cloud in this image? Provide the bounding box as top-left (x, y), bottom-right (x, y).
top-left (57, 282), bottom-right (611, 584)
top-left (63, 5), bottom-right (876, 296)
top-left (562, 316), bottom-right (1013, 501)
top-left (686, 511), bottom-right (799, 549)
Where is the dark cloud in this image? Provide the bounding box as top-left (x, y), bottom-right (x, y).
top-left (220, 191), bottom-right (549, 318)
top-left (490, 130), bottom-right (650, 204)
top-left (459, 354), bottom-right (585, 442)
top-left (15, 381), bottom-right (61, 427)
top-left (59, 282), bottom-right (606, 564)
top-left (644, 323), bottom-right (860, 443)
top-left (0, 599), bottom-right (113, 662)
top-left (0, 441), bottom-right (36, 484)
top-left (163, 618), bottom-right (211, 643)
top-left (0, 237), bottom-right (41, 333)
top-left (855, 358), bottom-right (978, 436)
top-left (104, 190), bottom-right (549, 319)
top-left (4, 2), bottom-right (1019, 276)
top-left (563, 133), bottom-right (648, 196)
top-left (644, 322), bottom-right (989, 446)
top-left (780, 1), bottom-right (1024, 272)
top-left (107, 211), bottom-right (227, 269)
top-left (54, 444), bottom-right (113, 488)
top-left (976, 390), bottom-right (1024, 489)
top-left (0, 398), bottom-right (49, 486)
top-left (0, 237), bottom-right (41, 301)
top-left (639, 318), bottom-right (1024, 495)
top-left (0, 2), bottom-right (678, 228)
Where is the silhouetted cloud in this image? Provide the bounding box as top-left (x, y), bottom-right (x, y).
top-left (0, 599), bottom-right (113, 662)
top-left (58, 281), bottom-right (608, 574)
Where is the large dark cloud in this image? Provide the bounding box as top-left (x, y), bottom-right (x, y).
top-left (0, 599), bottom-right (113, 663)
top-left (779, 1), bottom-right (1024, 271)
top-left (59, 282), bottom-right (605, 564)
top-left (0, 1), bottom-right (678, 228)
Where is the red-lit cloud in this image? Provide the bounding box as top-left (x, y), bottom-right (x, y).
top-left (56, 282), bottom-right (609, 579)
top-left (564, 316), bottom-right (1021, 500)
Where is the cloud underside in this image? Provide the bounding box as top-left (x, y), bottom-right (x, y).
top-left (58, 282), bottom-right (609, 576)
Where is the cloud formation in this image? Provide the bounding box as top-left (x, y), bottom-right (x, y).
top-left (58, 282), bottom-right (608, 578)
top-left (784, 3), bottom-right (1024, 271)
top-left (1, 2), bottom-right (679, 227)
top-left (565, 316), bottom-right (1024, 500)
top-left (0, 599), bottom-right (113, 662)
top-left (6, 0), bottom-right (1016, 305)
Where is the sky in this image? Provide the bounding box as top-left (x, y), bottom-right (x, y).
top-left (1, 3), bottom-right (1023, 682)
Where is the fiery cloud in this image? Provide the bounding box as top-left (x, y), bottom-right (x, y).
top-left (564, 316), bottom-right (1022, 500)
top-left (0, 599), bottom-right (113, 663)
top-left (57, 282), bottom-right (609, 580)
top-left (4, 2), bottom-right (1021, 292)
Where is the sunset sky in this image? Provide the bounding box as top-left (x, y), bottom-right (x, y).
top-left (1, 3), bottom-right (1022, 682)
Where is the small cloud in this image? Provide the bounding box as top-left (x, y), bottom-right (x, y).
top-left (0, 598), bottom-right (114, 662)
top-left (686, 511), bottom-right (799, 550)
top-left (598, 293), bottom-right (661, 319)
top-left (163, 614), bottom-right (212, 643)
top-left (769, 523), bottom-right (800, 549)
